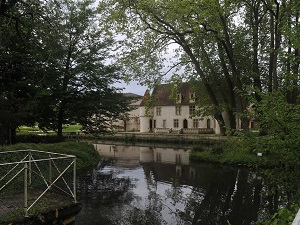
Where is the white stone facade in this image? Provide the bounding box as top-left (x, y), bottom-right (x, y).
top-left (139, 105), bottom-right (220, 134)
top-left (138, 83), bottom-right (221, 134)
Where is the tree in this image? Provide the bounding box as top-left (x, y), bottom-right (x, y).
top-left (99, 0), bottom-right (300, 134)
top-left (30, 0), bottom-right (132, 139)
top-left (0, 0), bottom-right (131, 142)
top-left (0, 0), bottom-right (44, 143)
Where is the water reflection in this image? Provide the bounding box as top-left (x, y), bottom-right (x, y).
top-left (76, 143), bottom-right (288, 225)
top-left (94, 144), bottom-right (190, 166)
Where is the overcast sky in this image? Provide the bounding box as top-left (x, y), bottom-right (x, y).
top-left (112, 42), bottom-right (182, 97)
top-left (114, 81), bottom-right (147, 96)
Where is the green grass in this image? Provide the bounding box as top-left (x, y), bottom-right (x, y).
top-left (18, 125), bottom-right (40, 132)
top-left (0, 142), bottom-right (100, 170)
top-left (17, 124), bottom-right (83, 133)
top-left (62, 124), bottom-right (82, 132)
top-left (190, 138), bottom-right (281, 168)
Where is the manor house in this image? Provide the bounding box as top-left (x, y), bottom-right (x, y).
top-left (138, 83), bottom-right (221, 134)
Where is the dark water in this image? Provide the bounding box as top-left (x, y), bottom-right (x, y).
top-left (75, 143), bottom-right (290, 225)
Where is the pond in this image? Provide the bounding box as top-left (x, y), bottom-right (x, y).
top-left (75, 143), bottom-right (290, 225)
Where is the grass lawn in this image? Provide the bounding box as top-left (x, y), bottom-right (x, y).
top-left (62, 124), bottom-right (82, 132)
top-left (18, 124), bottom-right (82, 133)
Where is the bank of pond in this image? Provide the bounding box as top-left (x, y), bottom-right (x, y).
top-left (0, 141), bottom-right (299, 224)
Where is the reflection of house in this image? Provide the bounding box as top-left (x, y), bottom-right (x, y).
top-left (140, 147), bottom-right (190, 165)
top-left (115, 93), bottom-right (143, 132)
top-left (139, 83), bottom-right (221, 134)
top-left (94, 144), bottom-right (190, 165)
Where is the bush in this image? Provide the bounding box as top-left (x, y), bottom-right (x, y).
top-left (15, 134), bottom-right (62, 143)
top-left (211, 146), bottom-right (223, 155)
top-left (257, 205), bottom-right (299, 225)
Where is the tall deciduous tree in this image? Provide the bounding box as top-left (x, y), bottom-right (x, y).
top-left (32, 0), bottom-right (131, 139)
top-left (0, 0), bottom-right (131, 142)
top-left (99, 0), bottom-right (300, 134)
top-left (0, 0), bottom-right (43, 143)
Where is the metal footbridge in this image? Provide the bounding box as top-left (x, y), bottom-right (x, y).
top-left (0, 149), bottom-right (79, 224)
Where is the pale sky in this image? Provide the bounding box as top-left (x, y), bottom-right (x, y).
top-left (112, 43), bottom-right (182, 97)
top-left (114, 81), bottom-right (147, 96)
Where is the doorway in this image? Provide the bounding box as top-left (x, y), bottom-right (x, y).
top-left (183, 119), bottom-right (188, 128)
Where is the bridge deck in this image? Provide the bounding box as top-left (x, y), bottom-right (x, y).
top-left (0, 189), bottom-right (76, 224)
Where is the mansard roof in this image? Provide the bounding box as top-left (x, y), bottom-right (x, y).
top-left (140, 82), bottom-right (195, 106)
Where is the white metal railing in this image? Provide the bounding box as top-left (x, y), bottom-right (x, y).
top-left (0, 149), bottom-right (76, 218)
top-left (293, 209), bottom-right (300, 225)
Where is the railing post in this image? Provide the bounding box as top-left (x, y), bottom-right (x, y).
top-left (28, 151), bottom-right (32, 185)
top-left (73, 157), bottom-right (77, 203)
top-left (24, 162), bottom-right (28, 217)
top-left (49, 154), bottom-right (52, 190)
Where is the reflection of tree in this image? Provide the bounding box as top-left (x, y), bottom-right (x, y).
top-left (121, 205), bottom-right (167, 225)
top-left (76, 158), bottom-right (299, 225)
top-left (76, 164), bottom-right (135, 224)
top-left (77, 162), bottom-right (132, 201)
top-left (161, 164), bottom-right (294, 225)
top-left (116, 169), bottom-right (168, 225)
top-left (165, 179), bottom-right (185, 206)
top-left (175, 169), bottom-right (259, 225)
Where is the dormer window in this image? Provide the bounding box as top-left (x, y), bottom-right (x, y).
top-left (156, 107), bottom-right (161, 116)
top-left (189, 92), bottom-right (195, 103)
top-left (176, 93), bottom-right (182, 103)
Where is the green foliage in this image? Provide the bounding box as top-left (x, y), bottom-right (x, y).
top-left (124, 134), bottom-right (137, 143)
top-left (0, 0), bottom-right (131, 143)
top-left (257, 205), bottom-right (299, 225)
top-left (15, 134), bottom-right (62, 143)
top-left (190, 137), bottom-right (280, 168)
top-left (32, 0), bottom-right (131, 138)
top-left (100, 0), bottom-right (300, 136)
top-left (239, 91), bottom-right (300, 223)
top-left (243, 91), bottom-right (300, 168)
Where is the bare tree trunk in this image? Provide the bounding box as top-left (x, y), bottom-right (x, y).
top-left (177, 36), bottom-right (227, 134)
top-left (57, 106), bottom-right (64, 141)
top-left (219, 14), bottom-right (249, 131)
top-left (251, 1), bottom-right (262, 100)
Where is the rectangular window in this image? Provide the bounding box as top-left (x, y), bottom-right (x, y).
top-left (163, 120), bottom-right (166, 128)
top-left (176, 93), bottom-right (182, 103)
top-left (176, 154), bottom-right (182, 164)
top-left (193, 119), bottom-right (199, 128)
top-left (189, 92), bottom-right (195, 99)
top-left (156, 107), bottom-right (161, 116)
top-left (189, 105), bottom-right (196, 115)
top-left (156, 153), bottom-right (161, 162)
top-left (175, 106), bottom-right (181, 115)
top-left (189, 92), bottom-right (196, 103)
top-left (207, 119), bottom-right (211, 128)
top-left (174, 119), bottom-right (179, 128)
top-left (153, 120), bottom-right (156, 128)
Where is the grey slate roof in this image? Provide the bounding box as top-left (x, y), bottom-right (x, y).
top-left (140, 83), bottom-right (194, 106)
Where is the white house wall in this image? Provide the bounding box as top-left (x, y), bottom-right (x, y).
top-left (148, 105), bottom-right (219, 132)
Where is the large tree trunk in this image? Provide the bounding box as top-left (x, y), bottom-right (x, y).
top-left (267, 1), bottom-right (283, 92)
top-left (219, 14), bottom-right (249, 131)
top-left (251, 1), bottom-right (262, 101)
top-left (268, 11), bottom-right (275, 92)
top-left (57, 105), bottom-right (64, 140)
top-left (290, 13), bottom-right (300, 103)
top-left (217, 42), bottom-right (237, 131)
top-left (176, 36), bottom-right (227, 134)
